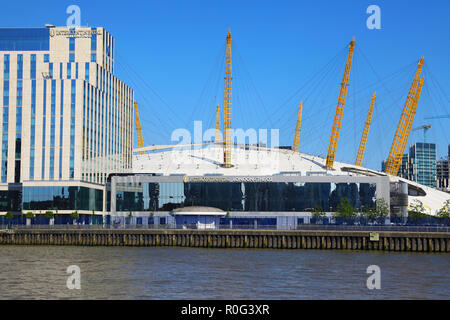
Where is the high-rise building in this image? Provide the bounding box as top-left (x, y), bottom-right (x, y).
top-left (436, 145), bottom-right (449, 192)
top-left (381, 143), bottom-right (437, 188)
top-left (398, 154), bottom-right (410, 180)
top-left (0, 27), bottom-right (134, 215)
top-left (409, 142), bottom-right (437, 188)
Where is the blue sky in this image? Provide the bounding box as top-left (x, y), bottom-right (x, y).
top-left (1, 0), bottom-right (449, 170)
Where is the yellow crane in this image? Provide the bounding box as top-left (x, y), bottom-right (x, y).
top-left (134, 100), bottom-right (145, 155)
top-left (355, 92), bottom-right (376, 166)
top-left (325, 37), bottom-right (356, 170)
top-left (216, 104), bottom-right (221, 143)
top-left (384, 57), bottom-right (424, 176)
top-left (292, 101), bottom-right (303, 153)
top-left (223, 30), bottom-right (233, 168)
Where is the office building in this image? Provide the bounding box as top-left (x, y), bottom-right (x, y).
top-left (0, 27), bottom-right (134, 215)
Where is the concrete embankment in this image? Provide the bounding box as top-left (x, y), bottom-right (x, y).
top-left (0, 229), bottom-right (449, 252)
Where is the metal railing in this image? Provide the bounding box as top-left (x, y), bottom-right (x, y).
top-left (1, 223), bottom-right (449, 233)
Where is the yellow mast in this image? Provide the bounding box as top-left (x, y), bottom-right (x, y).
top-left (292, 101), bottom-right (303, 153)
top-left (134, 100), bottom-right (145, 155)
top-left (355, 92), bottom-right (376, 166)
top-left (223, 30), bottom-right (233, 167)
top-left (216, 104), bottom-right (221, 143)
top-left (390, 77), bottom-right (425, 176)
top-left (325, 37), bottom-right (356, 170)
top-left (384, 57), bottom-right (424, 175)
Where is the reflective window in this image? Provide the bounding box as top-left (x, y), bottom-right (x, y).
top-left (0, 29), bottom-right (50, 51)
top-left (3, 54), bottom-right (9, 79)
top-left (69, 37), bottom-right (75, 51)
top-left (17, 54), bottom-right (23, 79)
top-left (22, 186), bottom-right (103, 211)
top-left (3, 80), bottom-right (8, 106)
top-left (42, 81), bottom-right (47, 179)
top-left (85, 63), bottom-right (89, 82)
top-left (115, 182), bottom-right (377, 212)
top-left (30, 54), bottom-right (36, 79)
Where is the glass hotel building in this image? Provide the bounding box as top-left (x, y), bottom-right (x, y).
top-left (0, 27), bottom-right (134, 216)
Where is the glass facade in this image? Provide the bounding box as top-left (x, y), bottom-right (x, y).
top-left (0, 28), bottom-right (49, 51)
top-left (0, 26), bottom-right (132, 214)
top-left (115, 182), bottom-right (377, 212)
top-left (1, 54), bottom-right (9, 183)
top-left (410, 143), bottom-right (437, 188)
top-left (22, 186), bottom-right (103, 211)
top-left (30, 80), bottom-right (36, 179)
top-left (0, 189), bottom-right (22, 211)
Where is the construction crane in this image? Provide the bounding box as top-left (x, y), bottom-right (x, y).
top-left (412, 124), bottom-right (432, 143)
top-left (223, 30), bottom-right (233, 168)
top-left (355, 92), bottom-right (376, 166)
top-left (384, 57), bottom-right (425, 176)
top-left (292, 101), bottom-right (303, 153)
top-left (134, 100), bottom-right (145, 155)
top-left (424, 114), bottom-right (450, 120)
top-left (325, 37), bottom-right (356, 170)
top-left (216, 104), bottom-right (221, 143)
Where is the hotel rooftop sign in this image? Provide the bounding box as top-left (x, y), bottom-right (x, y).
top-left (183, 176), bottom-right (274, 183)
top-left (49, 29), bottom-right (101, 38)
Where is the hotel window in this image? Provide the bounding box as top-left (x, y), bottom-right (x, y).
top-left (1, 105), bottom-right (8, 183)
top-left (59, 80), bottom-right (64, 179)
top-left (69, 37), bottom-right (75, 51)
top-left (67, 63), bottom-right (71, 79)
top-left (70, 80), bottom-right (76, 178)
top-left (91, 53), bottom-right (96, 63)
top-left (85, 63), bottom-right (89, 82)
top-left (3, 80), bottom-right (9, 106)
top-left (42, 81), bottom-right (47, 179)
top-left (69, 53), bottom-right (75, 63)
top-left (29, 80), bottom-right (36, 179)
top-left (30, 54), bottom-right (36, 79)
top-left (16, 80), bottom-right (22, 107)
top-left (3, 54), bottom-right (9, 79)
top-left (44, 54), bottom-right (49, 63)
top-left (91, 28), bottom-right (97, 51)
top-left (17, 54), bottom-right (23, 79)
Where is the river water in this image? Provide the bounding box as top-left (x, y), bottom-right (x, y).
top-left (0, 246), bottom-right (448, 299)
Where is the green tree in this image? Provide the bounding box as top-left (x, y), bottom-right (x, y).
top-left (436, 200), bottom-right (450, 219)
top-left (333, 198), bottom-right (357, 225)
top-left (376, 198), bottom-right (389, 216)
top-left (126, 211), bottom-right (132, 225)
top-left (361, 205), bottom-right (376, 224)
top-left (335, 198), bottom-right (356, 218)
top-left (375, 198), bottom-right (389, 223)
top-left (408, 199), bottom-right (428, 224)
top-left (70, 211), bottom-right (79, 219)
top-left (311, 205), bottom-right (326, 224)
top-left (45, 211), bottom-right (54, 218)
top-left (25, 212), bottom-right (35, 219)
top-left (5, 211), bottom-right (14, 219)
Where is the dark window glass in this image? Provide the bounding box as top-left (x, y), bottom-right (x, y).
top-left (0, 29), bottom-right (50, 51)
